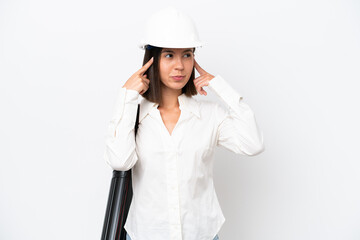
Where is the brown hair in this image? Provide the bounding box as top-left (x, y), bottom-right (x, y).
top-left (141, 45), bottom-right (198, 105)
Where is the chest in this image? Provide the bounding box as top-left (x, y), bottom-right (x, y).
top-left (137, 107), bottom-right (217, 152)
top-left (157, 108), bottom-right (181, 136)
top-left (136, 109), bottom-right (217, 171)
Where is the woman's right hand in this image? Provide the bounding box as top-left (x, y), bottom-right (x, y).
top-left (122, 57), bottom-right (154, 95)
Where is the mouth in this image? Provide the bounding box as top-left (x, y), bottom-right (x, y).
top-left (171, 75), bottom-right (185, 81)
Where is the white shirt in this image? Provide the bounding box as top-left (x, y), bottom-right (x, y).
top-left (104, 74), bottom-right (265, 240)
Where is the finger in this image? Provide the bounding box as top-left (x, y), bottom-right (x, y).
top-left (143, 78), bottom-right (150, 85)
top-left (196, 79), bottom-right (210, 87)
top-left (193, 75), bottom-right (207, 83)
top-left (194, 59), bottom-right (207, 75)
top-left (143, 81), bottom-right (149, 89)
top-left (196, 80), bottom-right (209, 95)
top-left (200, 86), bottom-right (207, 95)
top-left (141, 75), bottom-right (150, 84)
top-left (196, 86), bottom-right (207, 95)
top-left (194, 83), bottom-right (205, 95)
top-left (140, 84), bottom-right (149, 95)
top-left (138, 57), bottom-right (154, 75)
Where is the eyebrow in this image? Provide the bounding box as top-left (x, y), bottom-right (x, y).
top-left (161, 49), bottom-right (194, 53)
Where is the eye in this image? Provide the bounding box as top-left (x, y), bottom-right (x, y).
top-left (165, 54), bottom-right (173, 58)
top-left (184, 53), bottom-right (192, 58)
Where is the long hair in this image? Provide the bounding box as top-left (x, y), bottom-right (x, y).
top-left (140, 45), bottom-right (198, 104)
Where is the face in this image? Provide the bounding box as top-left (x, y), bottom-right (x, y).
top-left (158, 48), bottom-right (195, 91)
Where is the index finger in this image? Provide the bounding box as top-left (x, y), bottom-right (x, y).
top-left (194, 59), bottom-right (207, 75)
top-left (138, 57), bottom-right (154, 75)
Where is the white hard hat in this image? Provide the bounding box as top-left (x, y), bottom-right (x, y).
top-left (138, 6), bottom-right (204, 50)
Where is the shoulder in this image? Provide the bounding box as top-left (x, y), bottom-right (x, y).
top-left (195, 98), bottom-right (228, 122)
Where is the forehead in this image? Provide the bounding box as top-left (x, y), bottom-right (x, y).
top-left (161, 48), bottom-right (194, 53)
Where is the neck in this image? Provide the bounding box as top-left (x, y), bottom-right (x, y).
top-left (158, 86), bottom-right (182, 110)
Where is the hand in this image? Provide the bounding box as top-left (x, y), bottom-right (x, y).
top-left (122, 57), bottom-right (154, 95)
top-left (193, 59), bottom-right (215, 96)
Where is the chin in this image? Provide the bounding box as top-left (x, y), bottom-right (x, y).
top-left (162, 80), bottom-right (189, 90)
top-left (174, 82), bottom-right (188, 88)
top-left (171, 85), bottom-right (185, 90)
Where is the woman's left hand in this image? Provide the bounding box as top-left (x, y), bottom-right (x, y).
top-left (193, 59), bottom-right (215, 96)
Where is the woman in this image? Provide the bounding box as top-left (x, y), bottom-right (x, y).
top-left (104, 7), bottom-right (265, 240)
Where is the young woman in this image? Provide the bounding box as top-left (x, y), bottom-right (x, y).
top-left (104, 7), bottom-right (265, 240)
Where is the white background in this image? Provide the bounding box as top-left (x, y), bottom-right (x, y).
top-left (1, 0), bottom-right (359, 239)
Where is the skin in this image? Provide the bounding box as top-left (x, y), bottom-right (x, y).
top-left (122, 47), bottom-right (215, 135)
top-left (158, 48), bottom-right (195, 110)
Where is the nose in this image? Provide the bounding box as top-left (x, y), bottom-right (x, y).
top-left (174, 56), bottom-right (184, 71)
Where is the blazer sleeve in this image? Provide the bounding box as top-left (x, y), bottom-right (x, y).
top-left (207, 75), bottom-right (265, 156)
top-left (103, 87), bottom-right (140, 171)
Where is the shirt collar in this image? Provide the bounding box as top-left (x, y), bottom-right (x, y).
top-left (139, 93), bottom-right (200, 123)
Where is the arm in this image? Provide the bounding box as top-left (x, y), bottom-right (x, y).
top-left (103, 87), bottom-right (140, 171)
top-left (207, 75), bottom-right (265, 156)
